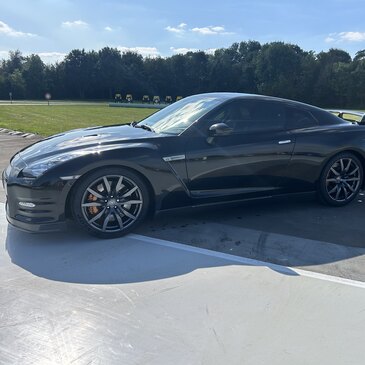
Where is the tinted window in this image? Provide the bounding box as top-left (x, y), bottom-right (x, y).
top-left (138, 94), bottom-right (223, 135)
top-left (311, 109), bottom-right (348, 125)
top-left (286, 107), bottom-right (317, 129)
top-left (206, 100), bottom-right (285, 133)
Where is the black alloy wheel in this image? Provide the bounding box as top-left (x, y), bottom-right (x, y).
top-left (319, 152), bottom-right (363, 206)
top-left (72, 167), bottom-right (150, 238)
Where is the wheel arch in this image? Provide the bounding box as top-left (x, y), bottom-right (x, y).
top-left (318, 149), bottom-right (365, 189)
top-left (64, 164), bottom-right (156, 219)
top-left (343, 149), bottom-right (365, 189)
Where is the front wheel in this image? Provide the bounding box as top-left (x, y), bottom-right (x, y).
top-left (71, 167), bottom-right (150, 238)
top-left (318, 153), bottom-right (363, 206)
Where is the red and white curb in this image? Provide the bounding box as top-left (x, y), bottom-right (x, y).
top-left (0, 128), bottom-right (37, 138)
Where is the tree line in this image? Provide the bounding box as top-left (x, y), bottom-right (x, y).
top-left (0, 41), bottom-right (365, 108)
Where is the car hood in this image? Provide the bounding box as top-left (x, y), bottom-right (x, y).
top-left (15, 124), bottom-right (164, 165)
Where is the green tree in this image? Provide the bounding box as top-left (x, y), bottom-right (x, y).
top-left (255, 42), bottom-right (306, 99)
top-left (168, 54), bottom-right (189, 95)
top-left (63, 49), bottom-right (97, 99)
top-left (1, 41), bottom-right (365, 108)
top-left (354, 50), bottom-right (365, 62)
top-left (8, 69), bottom-right (26, 99)
top-left (183, 51), bottom-right (210, 94)
top-left (351, 53), bottom-right (365, 107)
top-left (120, 51), bottom-right (146, 99)
top-left (22, 54), bottom-right (46, 99)
top-left (208, 44), bottom-right (243, 92)
top-left (97, 47), bottom-right (123, 99)
top-left (313, 48), bottom-right (352, 107)
top-left (0, 73), bottom-right (7, 99)
top-left (144, 57), bottom-right (171, 96)
top-left (4, 50), bottom-right (23, 73)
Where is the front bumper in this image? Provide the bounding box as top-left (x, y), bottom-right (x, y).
top-left (6, 204), bottom-right (67, 232)
top-left (2, 168), bottom-right (71, 233)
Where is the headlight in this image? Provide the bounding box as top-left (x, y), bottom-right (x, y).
top-left (21, 154), bottom-right (76, 178)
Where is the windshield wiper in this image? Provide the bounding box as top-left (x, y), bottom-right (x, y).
top-left (133, 124), bottom-right (155, 133)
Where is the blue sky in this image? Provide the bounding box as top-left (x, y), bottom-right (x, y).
top-left (0, 0), bottom-right (365, 63)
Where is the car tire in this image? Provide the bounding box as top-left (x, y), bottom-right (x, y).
top-left (71, 167), bottom-right (150, 238)
top-left (318, 152), bottom-right (363, 206)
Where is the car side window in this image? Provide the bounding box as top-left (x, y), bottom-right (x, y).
top-left (208, 101), bottom-right (251, 131)
top-left (248, 101), bottom-right (285, 132)
top-left (207, 100), bottom-right (285, 133)
top-left (286, 107), bottom-right (318, 129)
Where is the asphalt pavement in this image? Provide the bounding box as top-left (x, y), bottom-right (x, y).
top-left (1, 131), bottom-right (365, 281)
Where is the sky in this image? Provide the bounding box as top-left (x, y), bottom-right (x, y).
top-left (0, 0), bottom-right (365, 63)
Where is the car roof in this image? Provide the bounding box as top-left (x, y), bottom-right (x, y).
top-left (192, 92), bottom-right (318, 109)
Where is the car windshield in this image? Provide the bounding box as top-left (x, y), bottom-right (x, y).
top-left (137, 94), bottom-right (223, 135)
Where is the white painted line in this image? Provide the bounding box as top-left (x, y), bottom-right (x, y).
top-left (130, 233), bottom-right (365, 289)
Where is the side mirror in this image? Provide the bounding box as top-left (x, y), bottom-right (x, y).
top-left (208, 123), bottom-right (233, 136)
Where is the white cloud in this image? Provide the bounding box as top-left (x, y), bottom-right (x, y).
top-left (62, 20), bottom-right (89, 29)
top-left (0, 50), bottom-right (8, 59)
top-left (0, 50), bottom-right (66, 63)
top-left (117, 46), bottom-right (160, 58)
top-left (165, 23), bottom-right (187, 34)
top-left (170, 47), bottom-right (217, 55)
top-left (191, 25), bottom-right (233, 35)
top-left (0, 21), bottom-right (36, 37)
top-left (38, 52), bottom-right (67, 64)
top-left (170, 47), bottom-right (198, 54)
top-left (325, 31), bottom-right (365, 43)
top-left (104, 26), bottom-right (113, 31)
top-left (166, 23), bottom-right (233, 37)
top-left (339, 31), bottom-right (365, 42)
top-left (205, 48), bottom-right (217, 55)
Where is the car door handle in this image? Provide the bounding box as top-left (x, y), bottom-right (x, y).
top-left (278, 140), bottom-right (292, 145)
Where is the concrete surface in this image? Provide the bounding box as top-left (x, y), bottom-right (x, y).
top-left (1, 205), bottom-right (365, 364)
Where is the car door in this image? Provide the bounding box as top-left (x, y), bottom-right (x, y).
top-left (184, 98), bottom-right (296, 201)
top-left (283, 106), bottom-right (326, 192)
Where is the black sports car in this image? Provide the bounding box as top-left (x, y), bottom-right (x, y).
top-left (2, 93), bottom-right (364, 238)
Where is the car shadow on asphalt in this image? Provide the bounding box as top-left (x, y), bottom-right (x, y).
top-left (5, 223), bottom-right (302, 285)
top-left (137, 192), bottom-right (365, 247)
top-left (4, 194), bottom-right (365, 284)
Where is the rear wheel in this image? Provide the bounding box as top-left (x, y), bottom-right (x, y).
top-left (71, 167), bottom-right (150, 238)
top-left (318, 153), bottom-right (363, 206)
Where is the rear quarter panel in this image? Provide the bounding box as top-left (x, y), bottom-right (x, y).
top-left (288, 125), bottom-right (365, 190)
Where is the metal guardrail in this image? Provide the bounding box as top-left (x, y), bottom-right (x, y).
top-left (327, 110), bottom-right (365, 124)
